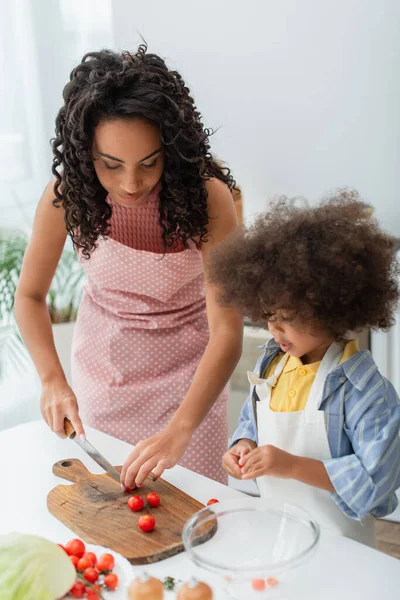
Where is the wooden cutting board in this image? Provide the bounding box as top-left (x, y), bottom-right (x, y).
top-left (47, 459), bottom-right (210, 564)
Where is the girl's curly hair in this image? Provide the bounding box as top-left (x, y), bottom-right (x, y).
top-left (52, 44), bottom-right (235, 258)
top-left (208, 191), bottom-right (400, 336)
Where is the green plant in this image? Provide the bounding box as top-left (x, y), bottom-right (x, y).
top-left (0, 228), bottom-right (85, 378)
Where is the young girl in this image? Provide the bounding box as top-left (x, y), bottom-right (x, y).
top-left (14, 45), bottom-right (243, 487)
top-left (209, 193), bottom-right (400, 546)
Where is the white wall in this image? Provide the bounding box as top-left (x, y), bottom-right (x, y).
top-left (0, 0), bottom-right (114, 231)
top-left (112, 0), bottom-right (400, 235)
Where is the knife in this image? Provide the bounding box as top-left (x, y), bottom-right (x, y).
top-left (64, 418), bottom-right (122, 487)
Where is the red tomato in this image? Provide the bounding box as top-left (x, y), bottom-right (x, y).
top-left (69, 581), bottom-right (86, 598)
top-left (125, 486), bottom-right (134, 493)
top-left (146, 492), bottom-right (160, 507)
top-left (138, 514), bottom-right (156, 532)
top-left (267, 577), bottom-right (279, 587)
top-left (206, 498), bottom-right (219, 506)
top-left (57, 543), bottom-right (68, 554)
top-left (104, 573), bottom-right (119, 590)
top-left (65, 538), bottom-right (86, 558)
top-left (70, 555), bottom-right (79, 569)
top-left (128, 495), bottom-right (144, 512)
top-left (83, 567), bottom-right (99, 584)
top-left (96, 553), bottom-right (115, 573)
top-left (252, 579), bottom-right (266, 591)
top-left (86, 584), bottom-right (101, 599)
top-left (83, 551), bottom-right (97, 567)
top-left (77, 555), bottom-right (92, 572)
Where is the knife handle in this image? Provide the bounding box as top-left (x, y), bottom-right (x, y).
top-left (64, 418), bottom-right (76, 439)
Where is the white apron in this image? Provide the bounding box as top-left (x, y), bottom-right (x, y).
top-left (247, 342), bottom-right (376, 547)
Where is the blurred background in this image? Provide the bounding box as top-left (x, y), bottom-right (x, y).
top-left (0, 1), bottom-right (399, 452)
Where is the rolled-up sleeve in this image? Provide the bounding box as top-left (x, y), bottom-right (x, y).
top-left (324, 380), bottom-right (400, 520)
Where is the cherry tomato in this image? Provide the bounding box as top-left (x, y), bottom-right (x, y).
top-left (77, 555), bottom-right (92, 571)
top-left (267, 577), bottom-right (279, 587)
top-left (138, 514), bottom-right (156, 532)
top-left (104, 573), bottom-right (119, 590)
top-left (128, 495), bottom-right (144, 511)
top-left (83, 567), bottom-right (99, 584)
top-left (146, 492), bottom-right (161, 507)
top-left (70, 555), bottom-right (79, 569)
top-left (125, 486), bottom-right (134, 493)
top-left (83, 551), bottom-right (97, 567)
top-left (206, 498), bottom-right (219, 506)
top-left (86, 584), bottom-right (101, 599)
top-left (69, 581), bottom-right (86, 598)
top-left (57, 543), bottom-right (68, 554)
top-left (97, 553), bottom-right (115, 573)
top-left (252, 579), bottom-right (266, 591)
top-left (65, 538), bottom-right (86, 558)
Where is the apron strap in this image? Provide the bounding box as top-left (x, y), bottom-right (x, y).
top-left (304, 341), bottom-right (345, 413)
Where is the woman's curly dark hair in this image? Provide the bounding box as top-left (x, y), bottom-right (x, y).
top-left (52, 44), bottom-right (235, 258)
top-left (208, 190), bottom-right (400, 336)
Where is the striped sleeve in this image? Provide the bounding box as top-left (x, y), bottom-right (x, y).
top-left (229, 390), bottom-right (258, 447)
top-left (323, 378), bottom-right (400, 520)
top-left (229, 351), bottom-right (269, 448)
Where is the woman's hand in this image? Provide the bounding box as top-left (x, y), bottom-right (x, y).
top-left (120, 425), bottom-right (192, 489)
top-left (40, 379), bottom-right (85, 440)
top-left (222, 439), bottom-right (257, 479)
top-left (240, 445), bottom-right (296, 480)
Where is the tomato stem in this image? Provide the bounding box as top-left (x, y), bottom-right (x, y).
top-left (76, 573), bottom-right (105, 599)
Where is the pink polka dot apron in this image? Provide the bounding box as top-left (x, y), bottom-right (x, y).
top-left (71, 191), bottom-right (228, 483)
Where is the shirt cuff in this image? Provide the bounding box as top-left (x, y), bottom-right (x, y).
top-left (229, 420), bottom-right (257, 448)
top-left (323, 457), bottom-right (366, 520)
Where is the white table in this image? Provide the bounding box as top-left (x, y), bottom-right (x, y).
top-left (1, 421), bottom-right (399, 599)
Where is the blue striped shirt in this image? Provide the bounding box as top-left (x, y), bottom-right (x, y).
top-left (231, 340), bottom-right (400, 520)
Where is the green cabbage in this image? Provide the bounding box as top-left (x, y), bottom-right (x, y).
top-left (0, 532), bottom-right (76, 600)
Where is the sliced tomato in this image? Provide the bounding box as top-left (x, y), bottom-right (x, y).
top-left (252, 579), bottom-right (266, 591)
top-left (206, 498), bottom-right (219, 506)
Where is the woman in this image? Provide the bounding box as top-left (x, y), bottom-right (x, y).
top-left (14, 45), bottom-right (243, 487)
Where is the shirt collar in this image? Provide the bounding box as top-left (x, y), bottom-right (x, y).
top-left (283, 355), bottom-right (321, 374)
top-left (336, 349), bottom-right (378, 391)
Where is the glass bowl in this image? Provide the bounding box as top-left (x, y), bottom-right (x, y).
top-left (182, 497), bottom-right (320, 599)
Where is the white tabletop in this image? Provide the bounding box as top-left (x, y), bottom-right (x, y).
top-left (1, 421), bottom-right (399, 599)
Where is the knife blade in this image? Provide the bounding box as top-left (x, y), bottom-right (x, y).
top-left (64, 418), bottom-right (122, 486)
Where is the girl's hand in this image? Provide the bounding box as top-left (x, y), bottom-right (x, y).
top-left (222, 439), bottom-right (257, 479)
top-left (40, 379), bottom-right (85, 440)
top-left (120, 425), bottom-right (192, 489)
top-left (240, 445), bottom-right (297, 480)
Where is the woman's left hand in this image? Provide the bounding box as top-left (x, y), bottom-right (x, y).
top-left (120, 425), bottom-right (192, 489)
top-left (240, 445), bottom-right (297, 480)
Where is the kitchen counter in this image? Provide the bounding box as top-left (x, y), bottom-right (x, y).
top-left (1, 421), bottom-right (399, 598)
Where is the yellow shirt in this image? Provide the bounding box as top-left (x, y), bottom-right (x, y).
top-left (264, 339), bottom-right (359, 412)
